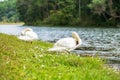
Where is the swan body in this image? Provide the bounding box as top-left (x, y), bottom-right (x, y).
top-left (18, 28), bottom-right (38, 41)
top-left (48, 32), bottom-right (82, 51)
top-left (21, 28), bottom-right (33, 36)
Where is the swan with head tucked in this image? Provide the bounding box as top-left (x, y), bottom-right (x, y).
top-left (48, 32), bottom-right (82, 51)
top-left (21, 28), bottom-right (33, 36)
top-left (18, 28), bottom-right (38, 42)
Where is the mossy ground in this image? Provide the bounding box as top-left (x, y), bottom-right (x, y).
top-left (0, 33), bottom-right (120, 80)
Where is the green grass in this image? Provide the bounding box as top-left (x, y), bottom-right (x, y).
top-left (0, 33), bottom-right (120, 80)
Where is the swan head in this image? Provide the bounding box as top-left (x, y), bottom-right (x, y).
top-left (21, 28), bottom-right (33, 36)
top-left (72, 32), bottom-right (82, 45)
top-left (72, 32), bottom-right (79, 39)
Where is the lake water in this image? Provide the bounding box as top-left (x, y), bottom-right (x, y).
top-left (0, 24), bottom-right (120, 63)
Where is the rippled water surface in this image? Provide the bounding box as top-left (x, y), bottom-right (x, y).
top-left (0, 24), bottom-right (120, 62)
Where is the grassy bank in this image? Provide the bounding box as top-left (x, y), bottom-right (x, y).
top-left (0, 33), bottom-right (120, 80)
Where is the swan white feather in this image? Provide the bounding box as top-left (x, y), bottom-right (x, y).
top-left (18, 28), bottom-right (38, 41)
top-left (21, 28), bottom-right (33, 36)
top-left (48, 32), bottom-right (82, 51)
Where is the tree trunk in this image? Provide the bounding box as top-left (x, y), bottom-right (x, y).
top-left (78, 0), bottom-right (81, 18)
top-left (108, 0), bottom-right (115, 17)
top-left (107, 0), bottom-right (120, 18)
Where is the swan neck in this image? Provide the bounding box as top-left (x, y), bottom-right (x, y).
top-left (72, 32), bottom-right (81, 45)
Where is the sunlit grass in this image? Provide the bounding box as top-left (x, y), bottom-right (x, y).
top-left (0, 22), bottom-right (24, 25)
top-left (0, 33), bottom-right (120, 80)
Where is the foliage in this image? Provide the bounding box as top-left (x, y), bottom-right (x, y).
top-left (0, 33), bottom-right (120, 80)
top-left (44, 10), bottom-right (75, 26)
top-left (88, 0), bottom-right (106, 15)
top-left (0, 0), bottom-right (20, 23)
top-left (16, 0), bottom-right (120, 27)
top-left (88, 0), bottom-right (120, 26)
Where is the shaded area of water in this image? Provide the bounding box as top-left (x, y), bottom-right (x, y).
top-left (0, 25), bottom-right (120, 63)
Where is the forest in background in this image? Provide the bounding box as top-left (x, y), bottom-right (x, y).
top-left (0, 0), bottom-right (19, 23)
top-left (0, 0), bottom-right (120, 27)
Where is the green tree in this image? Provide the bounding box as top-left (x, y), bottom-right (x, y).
top-left (16, 0), bottom-right (120, 27)
top-left (0, 0), bottom-right (19, 22)
top-left (88, 0), bottom-right (120, 26)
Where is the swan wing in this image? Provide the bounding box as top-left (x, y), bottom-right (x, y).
top-left (54, 38), bottom-right (76, 49)
top-left (26, 31), bottom-right (38, 39)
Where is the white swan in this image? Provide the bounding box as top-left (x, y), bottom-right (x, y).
top-left (18, 28), bottom-right (38, 42)
top-left (21, 28), bottom-right (33, 36)
top-left (48, 32), bottom-right (82, 51)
